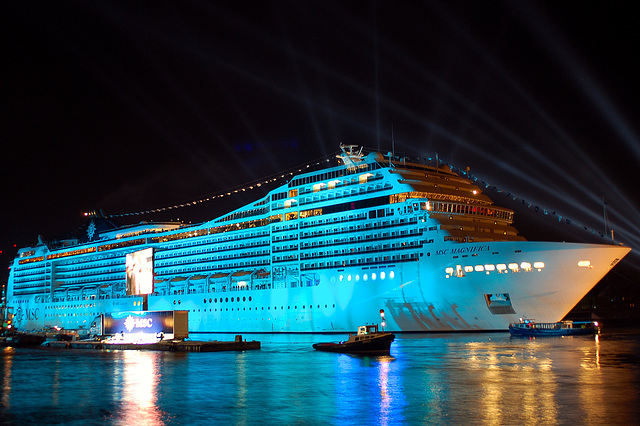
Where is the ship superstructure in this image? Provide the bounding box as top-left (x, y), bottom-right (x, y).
top-left (7, 146), bottom-right (630, 332)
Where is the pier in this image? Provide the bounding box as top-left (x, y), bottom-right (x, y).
top-left (42, 335), bottom-right (260, 352)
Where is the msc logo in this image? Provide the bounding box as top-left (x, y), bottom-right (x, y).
top-left (13, 307), bottom-right (40, 325)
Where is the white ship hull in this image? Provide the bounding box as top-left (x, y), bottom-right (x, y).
top-left (10, 241), bottom-right (629, 332)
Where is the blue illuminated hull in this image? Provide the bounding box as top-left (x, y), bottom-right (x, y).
top-left (8, 240), bottom-right (630, 334)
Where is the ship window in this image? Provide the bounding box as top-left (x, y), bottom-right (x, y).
top-left (372, 273), bottom-right (377, 280)
top-left (508, 263), bottom-right (519, 271)
top-left (484, 264), bottom-right (495, 271)
top-left (475, 265), bottom-right (484, 272)
top-left (464, 266), bottom-right (473, 273)
top-left (380, 271), bottom-right (386, 279)
top-left (496, 264), bottom-right (507, 271)
top-left (390, 271), bottom-right (395, 279)
top-left (533, 262), bottom-right (545, 269)
top-left (363, 274), bottom-right (368, 281)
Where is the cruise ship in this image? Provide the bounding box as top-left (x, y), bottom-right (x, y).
top-left (6, 145), bottom-right (631, 333)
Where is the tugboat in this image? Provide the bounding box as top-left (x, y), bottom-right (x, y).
top-left (509, 318), bottom-right (600, 337)
top-left (313, 324), bottom-right (395, 355)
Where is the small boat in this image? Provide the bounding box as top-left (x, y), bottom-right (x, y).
top-left (0, 331), bottom-right (47, 347)
top-left (509, 318), bottom-right (600, 337)
top-left (313, 324), bottom-right (395, 355)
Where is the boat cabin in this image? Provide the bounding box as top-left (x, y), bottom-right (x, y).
top-left (357, 324), bottom-right (380, 335)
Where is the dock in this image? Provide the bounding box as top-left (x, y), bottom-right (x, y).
top-left (42, 335), bottom-right (260, 352)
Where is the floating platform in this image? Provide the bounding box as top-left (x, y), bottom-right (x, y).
top-left (41, 335), bottom-right (260, 352)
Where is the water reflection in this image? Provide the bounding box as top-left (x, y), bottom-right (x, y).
top-left (117, 351), bottom-right (164, 425)
top-left (1, 348), bottom-right (14, 409)
top-left (0, 331), bottom-right (638, 424)
top-left (334, 354), bottom-right (402, 424)
top-left (376, 356), bottom-right (393, 425)
top-left (448, 334), bottom-right (631, 424)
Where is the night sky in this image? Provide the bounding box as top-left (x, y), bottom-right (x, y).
top-left (2, 1), bottom-right (639, 287)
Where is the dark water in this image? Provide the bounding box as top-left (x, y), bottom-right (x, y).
top-left (2, 329), bottom-right (639, 425)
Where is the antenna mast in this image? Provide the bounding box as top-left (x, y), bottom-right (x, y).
top-left (388, 123), bottom-right (396, 168)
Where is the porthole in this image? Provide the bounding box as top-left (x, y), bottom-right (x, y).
top-left (389, 271), bottom-right (395, 279)
top-left (204, 299), bottom-right (207, 303)
top-left (249, 296), bottom-right (252, 302)
top-left (243, 297), bottom-right (246, 302)
top-left (225, 298), bottom-right (228, 302)
top-left (380, 271), bottom-right (386, 279)
top-left (231, 297), bottom-right (234, 302)
top-left (209, 298), bottom-right (212, 303)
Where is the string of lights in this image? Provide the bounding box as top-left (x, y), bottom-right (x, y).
top-left (106, 149), bottom-right (615, 242)
top-left (107, 153), bottom-right (338, 218)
